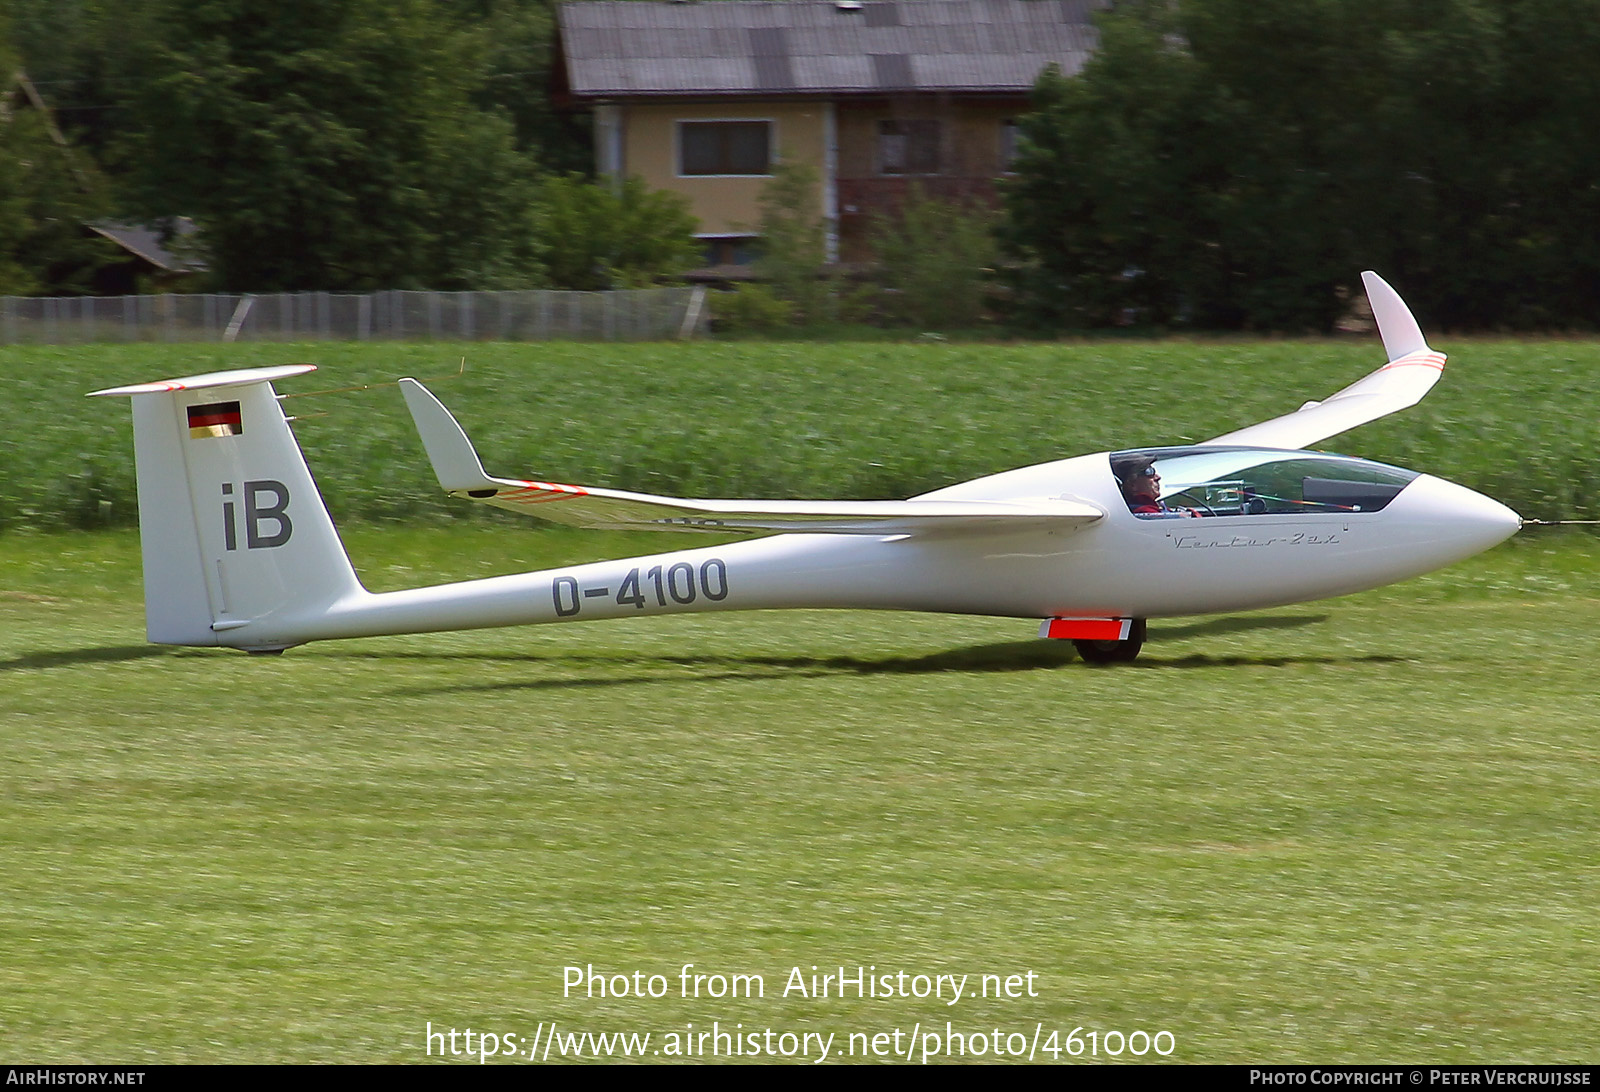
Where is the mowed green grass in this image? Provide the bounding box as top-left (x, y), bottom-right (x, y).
top-left (2, 524), bottom-right (1597, 1063)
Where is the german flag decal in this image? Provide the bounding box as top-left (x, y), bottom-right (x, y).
top-left (188, 401), bottom-right (243, 439)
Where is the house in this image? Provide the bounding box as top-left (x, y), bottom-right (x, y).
top-left (553, 0), bottom-right (1103, 265)
top-left (87, 218), bottom-right (208, 295)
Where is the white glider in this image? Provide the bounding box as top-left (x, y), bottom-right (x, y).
top-left (91, 272), bottom-right (1519, 663)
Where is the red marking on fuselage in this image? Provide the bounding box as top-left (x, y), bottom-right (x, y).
top-left (1041, 617), bottom-right (1132, 641)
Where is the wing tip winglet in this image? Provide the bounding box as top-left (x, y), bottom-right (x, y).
top-left (1361, 270), bottom-right (1430, 362)
top-left (398, 378), bottom-right (499, 493)
top-left (1199, 271), bottom-right (1443, 449)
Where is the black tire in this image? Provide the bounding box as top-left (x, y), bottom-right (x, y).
top-left (1072, 618), bottom-right (1146, 665)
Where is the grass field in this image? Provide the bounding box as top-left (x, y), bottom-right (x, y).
top-left (2, 523), bottom-right (1597, 1063)
top-left (4, 335), bottom-right (1600, 530)
top-left (2, 336), bottom-right (1596, 1063)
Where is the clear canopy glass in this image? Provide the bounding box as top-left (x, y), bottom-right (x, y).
top-left (1108, 447), bottom-right (1420, 519)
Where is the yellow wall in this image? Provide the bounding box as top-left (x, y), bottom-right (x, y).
top-left (622, 101), bottom-right (828, 236)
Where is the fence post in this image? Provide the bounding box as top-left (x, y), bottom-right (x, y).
top-left (678, 285), bottom-right (706, 340)
top-left (223, 295), bottom-right (254, 342)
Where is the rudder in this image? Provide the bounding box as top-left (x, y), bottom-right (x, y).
top-left (91, 366), bottom-right (363, 649)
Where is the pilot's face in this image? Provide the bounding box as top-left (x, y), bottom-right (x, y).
top-left (1125, 466), bottom-right (1160, 501)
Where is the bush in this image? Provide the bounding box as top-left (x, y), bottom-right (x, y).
top-left (710, 283), bottom-right (794, 333)
top-left (538, 174), bottom-right (702, 290)
top-left (754, 161), bottom-right (837, 325)
top-left (871, 189), bottom-right (997, 329)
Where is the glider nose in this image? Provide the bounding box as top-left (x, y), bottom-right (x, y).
top-left (1393, 474), bottom-right (1522, 557)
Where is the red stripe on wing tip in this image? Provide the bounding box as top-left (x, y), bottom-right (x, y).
top-left (514, 493), bottom-right (583, 505)
top-left (1379, 352), bottom-right (1446, 373)
top-left (500, 480), bottom-right (590, 502)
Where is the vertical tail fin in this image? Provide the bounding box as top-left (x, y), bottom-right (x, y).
top-left (89, 366), bottom-right (363, 649)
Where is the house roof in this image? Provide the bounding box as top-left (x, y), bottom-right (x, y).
top-left (88, 219), bottom-right (208, 274)
top-left (558, 0), bottom-right (1104, 98)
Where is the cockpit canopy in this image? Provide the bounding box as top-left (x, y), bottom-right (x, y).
top-left (1109, 447), bottom-right (1420, 519)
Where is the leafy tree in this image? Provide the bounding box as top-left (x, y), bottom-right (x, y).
top-left (0, 11), bottom-right (119, 295)
top-left (754, 160), bottom-right (834, 324)
top-left (537, 173), bottom-right (699, 290)
top-left (0, 112), bottom-right (120, 295)
top-left (121, 0), bottom-right (545, 291)
top-left (435, 0), bottom-right (592, 174)
top-left (0, 135), bottom-right (37, 295)
top-left (871, 187), bottom-right (997, 329)
top-left (999, 31), bottom-right (1228, 330)
top-left (5, 0), bottom-right (159, 164)
top-left (1002, 0), bottom-right (1600, 331)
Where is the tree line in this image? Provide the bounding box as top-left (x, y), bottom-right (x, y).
top-left (1, 0), bottom-right (696, 295)
top-left (1001, 0), bottom-right (1600, 331)
top-left (6, 0), bottom-right (1599, 329)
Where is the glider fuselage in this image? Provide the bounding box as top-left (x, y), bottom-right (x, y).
top-left (223, 447), bottom-right (1518, 650)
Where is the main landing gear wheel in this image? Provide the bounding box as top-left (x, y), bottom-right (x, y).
top-left (1073, 618), bottom-right (1146, 665)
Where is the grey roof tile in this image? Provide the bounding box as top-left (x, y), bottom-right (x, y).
top-left (559, 0), bottom-right (1102, 97)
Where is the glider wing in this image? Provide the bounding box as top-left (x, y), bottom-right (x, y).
top-left (400, 379), bottom-right (1103, 536)
top-left (1202, 272), bottom-right (1445, 449)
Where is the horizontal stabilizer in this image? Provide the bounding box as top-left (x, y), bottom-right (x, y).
top-left (89, 364), bottom-right (317, 398)
top-left (400, 379), bottom-right (1104, 536)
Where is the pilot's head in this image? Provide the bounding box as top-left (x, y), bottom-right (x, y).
top-left (1111, 454), bottom-right (1160, 501)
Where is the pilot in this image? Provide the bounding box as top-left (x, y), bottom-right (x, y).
top-left (1110, 453), bottom-right (1199, 518)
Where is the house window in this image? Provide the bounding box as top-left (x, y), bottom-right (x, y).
top-left (680, 121), bottom-right (771, 176)
top-left (699, 236), bottom-right (760, 267)
top-left (879, 120), bottom-right (940, 175)
top-left (1000, 120), bottom-right (1021, 172)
